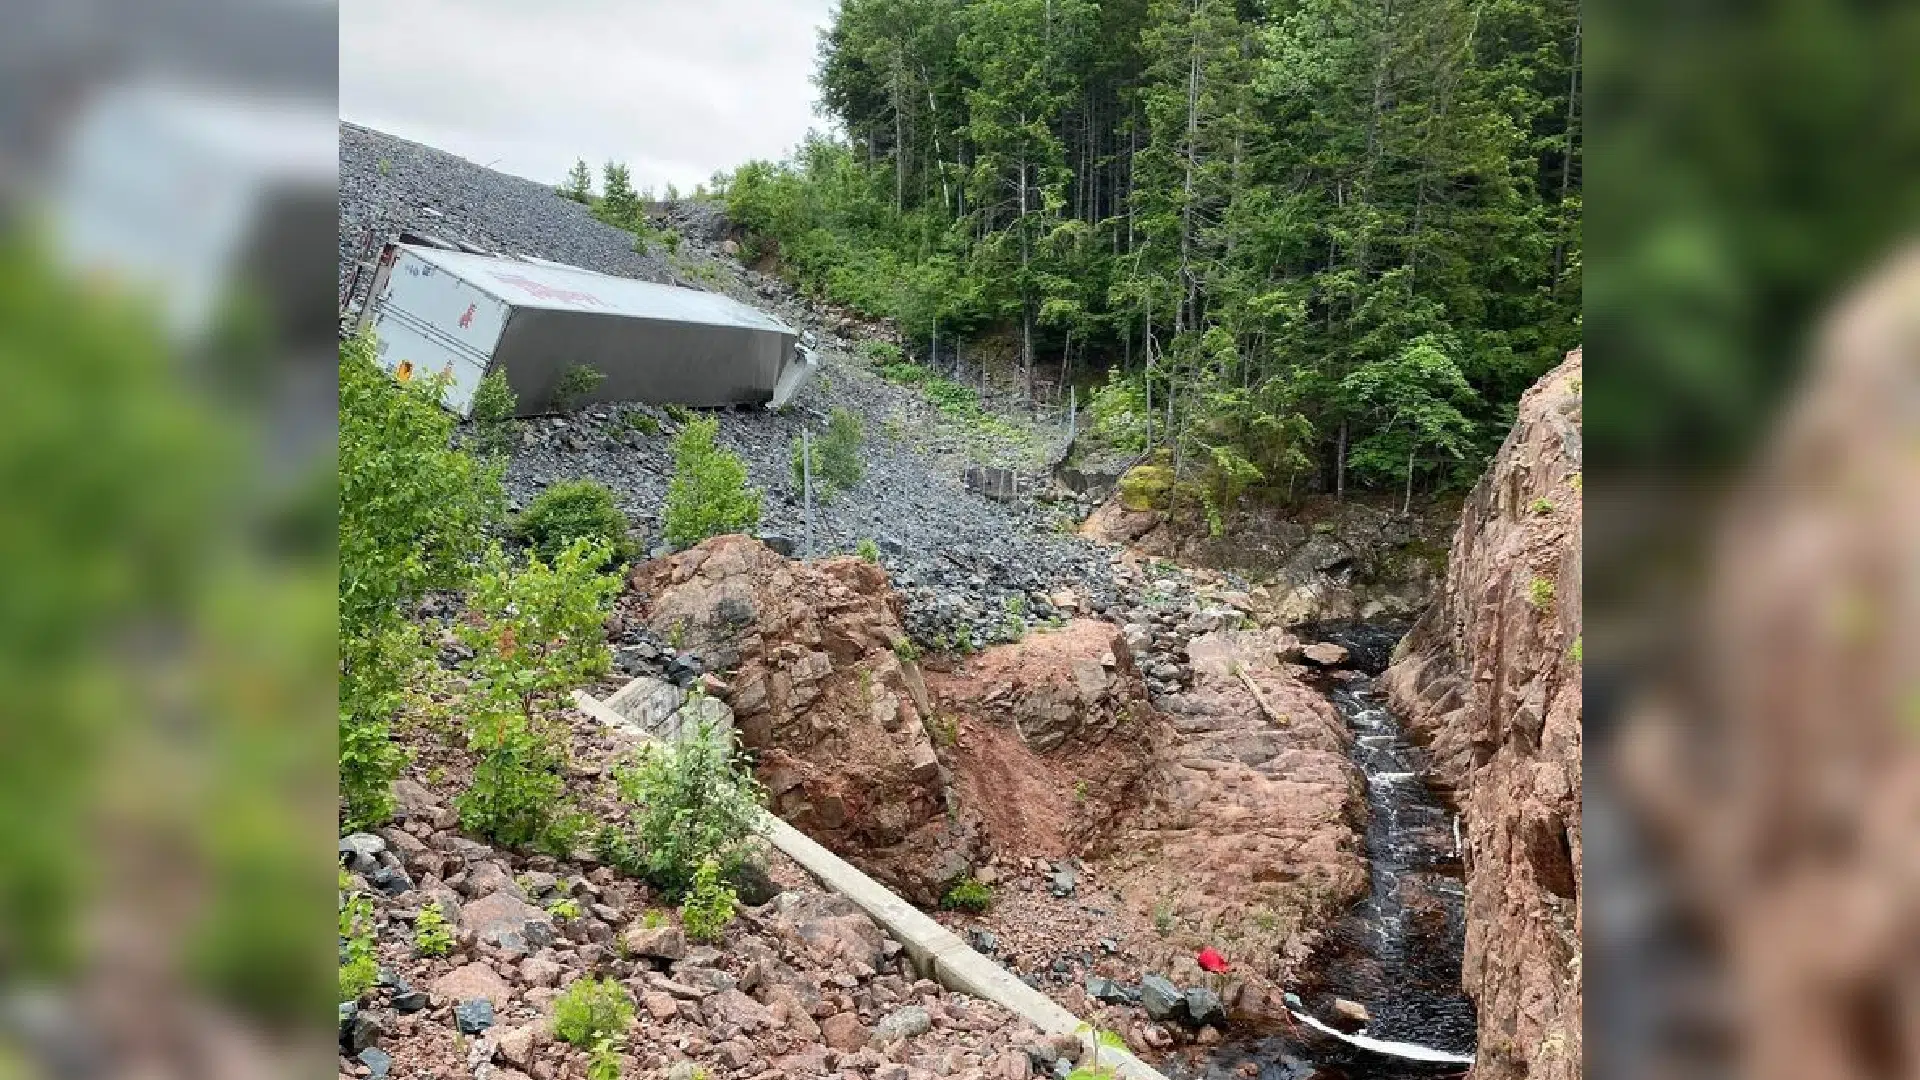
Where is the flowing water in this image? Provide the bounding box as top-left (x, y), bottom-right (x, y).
top-left (1177, 622), bottom-right (1476, 1080)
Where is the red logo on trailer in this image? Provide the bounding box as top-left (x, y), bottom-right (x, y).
top-left (458, 303), bottom-right (476, 329)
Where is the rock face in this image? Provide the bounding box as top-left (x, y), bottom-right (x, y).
top-left (1381, 349), bottom-right (1582, 1080)
top-left (1112, 628), bottom-right (1368, 988)
top-left (630, 536), bottom-right (971, 902)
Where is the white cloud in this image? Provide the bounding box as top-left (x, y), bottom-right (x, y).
top-left (339, 0), bottom-right (838, 191)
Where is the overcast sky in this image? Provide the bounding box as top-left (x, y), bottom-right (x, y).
top-left (340, 0), bottom-right (839, 192)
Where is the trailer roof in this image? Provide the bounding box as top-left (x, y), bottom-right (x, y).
top-left (398, 244), bottom-right (794, 336)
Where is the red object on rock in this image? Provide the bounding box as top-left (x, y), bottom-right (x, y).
top-left (1197, 946), bottom-right (1231, 974)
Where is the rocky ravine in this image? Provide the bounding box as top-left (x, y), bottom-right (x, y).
top-left (1380, 348), bottom-right (1583, 1080)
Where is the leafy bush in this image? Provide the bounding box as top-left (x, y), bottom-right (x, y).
top-left (340, 334), bottom-right (504, 828)
top-left (414, 900), bottom-right (453, 957)
top-left (338, 878), bottom-right (378, 1002)
top-left (857, 538), bottom-right (881, 562)
top-left (818, 407), bottom-right (864, 491)
top-left (680, 858), bottom-right (737, 944)
top-left (858, 340), bottom-right (904, 366)
top-left (552, 977), bottom-right (634, 1047)
top-left (611, 716), bottom-right (765, 897)
top-left (1087, 369), bottom-right (1149, 453)
top-left (467, 369), bottom-right (518, 458)
top-left (586, 1039), bottom-right (624, 1080)
top-left (546, 897), bottom-right (581, 920)
top-left (941, 877), bottom-right (992, 913)
top-left (455, 539), bottom-right (620, 850)
top-left (1529, 577), bottom-right (1556, 611)
top-left (515, 480), bottom-right (631, 565)
top-left (663, 416), bottom-right (762, 548)
top-left (549, 364), bottom-right (605, 412)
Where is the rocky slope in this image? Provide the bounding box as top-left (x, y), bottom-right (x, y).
top-left (1380, 348), bottom-right (1583, 1080)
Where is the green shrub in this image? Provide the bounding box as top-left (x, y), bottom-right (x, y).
top-left (586, 1038), bottom-right (624, 1080)
top-left (859, 340), bottom-right (904, 366)
top-left (680, 858), bottom-right (737, 944)
top-left (818, 407), bottom-right (864, 491)
top-left (550, 364), bottom-right (605, 412)
top-left (546, 897), bottom-right (582, 920)
top-left (1087, 369), bottom-right (1148, 453)
top-left (1529, 577), bottom-right (1556, 611)
top-left (1569, 635), bottom-right (1582, 663)
top-left (941, 877), bottom-right (992, 913)
top-left (857, 538), bottom-right (881, 562)
top-left (1529, 497), bottom-right (1555, 516)
top-left (663, 416), bottom-right (762, 548)
top-left (456, 539), bottom-right (620, 850)
top-left (515, 480), bottom-right (631, 565)
top-left (414, 900), bottom-right (454, 957)
top-left (338, 879), bottom-right (378, 1002)
top-left (611, 716), bottom-right (765, 897)
top-left (339, 334), bottom-right (504, 828)
top-left (552, 977), bottom-right (634, 1047)
top-left (620, 409), bottom-right (662, 436)
top-left (467, 369), bottom-right (518, 458)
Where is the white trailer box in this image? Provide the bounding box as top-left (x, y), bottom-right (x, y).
top-left (359, 244), bottom-right (810, 416)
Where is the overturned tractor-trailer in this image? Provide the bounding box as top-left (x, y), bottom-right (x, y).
top-left (351, 242), bottom-right (815, 416)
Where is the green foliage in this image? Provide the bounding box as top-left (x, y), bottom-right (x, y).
top-left (663, 416), bottom-right (762, 549)
top-left (467, 369), bottom-right (518, 458)
top-left (1529, 577), bottom-right (1557, 612)
top-left (561, 159), bottom-right (594, 203)
top-left (611, 716), bottom-right (766, 897)
top-left (586, 1038), bottom-right (623, 1080)
top-left (1569, 635), bottom-right (1582, 664)
top-left (552, 977), bottom-right (634, 1047)
top-left (339, 334), bottom-right (504, 829)
top-left (338, 882), bottom-right (378, 1002)
top-left (857, 538), bottom-right (881, 563)
top-left (454, 539), bottom-right (620, 850)
top-left (1152, 900), bottom-right (1175, 935)
top-left (550, 364), bottom-right (605, 412)
top-left (891, 634), bottom-right (920, 662)
top-left (819, 407), bottom-right (865, 491)
top-left (414, 900), bottom-right (454, 957)
top-left (680, 858), bottom-right (737, 944)
top-left (619, 409), bottom-right (662, 436)
top-left (1530, 497), bottom-right (1555, 516)
top-left (546, 897), bottom-right (582, 920)
top-left (1087, 370), bottom-right (1149, 453)
top-left (941, 877), bottom-right (993, 913)
top-left (515, 480), bottom-right (631, 566)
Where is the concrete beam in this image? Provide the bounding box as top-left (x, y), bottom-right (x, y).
top-left (574, 688), bottom-right (1171, 1080)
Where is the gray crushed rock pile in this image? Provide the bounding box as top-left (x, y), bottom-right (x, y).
top-left (339, 122), bottom-right (673, 286)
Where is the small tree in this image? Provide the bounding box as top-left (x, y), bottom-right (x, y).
top-left (663, 416), bottom-right (761, 548)
top-left (612, 716), bottom-right (765, 897)
top-left (455, 538), bottom-right (619, 850)
top-left (599, 162), bottom-right (643, 230)
top-left (466, 369), bottom-right (518, 458)
top-left (1339, 337), bottom-right (1481, 512)
top-left (339, 334), bottom-right (503, 827)
top-left (818, 407), bottom-right (864, 492)
top-left (560, 158), bottom-right (594, 204)
top-left (549, 363), bottom-right (605, 412)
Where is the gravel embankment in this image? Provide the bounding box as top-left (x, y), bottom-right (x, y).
top-left (339, 123), bottom-right (674, 287)
top-left (339, 124), bottom-right (1118, 645)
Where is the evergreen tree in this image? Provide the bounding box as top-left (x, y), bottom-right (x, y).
top-left (560, 158), bottom-right (594, 203)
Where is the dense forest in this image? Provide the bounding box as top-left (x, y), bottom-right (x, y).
top-left (711, 0), bottom-right (1581, 511)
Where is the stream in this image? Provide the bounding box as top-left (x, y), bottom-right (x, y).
top-left (1177, 622), bottom-right (1477, 1080)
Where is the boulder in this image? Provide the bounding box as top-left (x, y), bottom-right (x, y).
top-left (620, 921), bottom-right (687, 962)
top-left (1185, 987), bottom-right (1227, 1028)
top-left (431, 962), bottom-right (512, 1010)
top-left (459, 890), bottom-right (555, 956)
top-left (631, 537), bottom-right (971, 901)
top-left (453, 998), bottom-right (494, 1035)
top-left (821, 1011), bottom-right (871, 1050)
top-left (874, 1004), bottom-right (932, 1042)
top-left (1299, 642), bottom-right (1351, 668)
top-left (1139, 975), bottom-right (1188, 1024)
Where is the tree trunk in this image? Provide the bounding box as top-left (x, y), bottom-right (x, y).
top-left (1552, 9), bottom-right (1582, 285)
top-left (1403, 441), bottom-right (1415, 513)
top-left (1335, 419), bottom-right (1349, 500)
